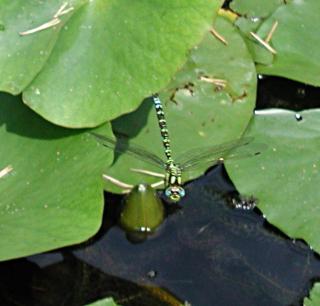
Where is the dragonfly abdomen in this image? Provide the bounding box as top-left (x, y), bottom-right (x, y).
top-left (152, 95), bottom-right (173, 161)
top-left (153, 95), bottom-right (186, 202)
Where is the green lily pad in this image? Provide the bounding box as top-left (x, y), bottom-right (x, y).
top-left (85, 297), bottom-right (121, 306)
top-left (101, 16), bottom-right (256, 194)
top-left (230, 0), bottom-right (285, 18)
top-left (0, 0), bottom-right (82, 94)
top-left (226, 109), bottom-right (320, 252)
top-left (234, 17), bottom-right (261, 34)
top-left (0, 93), bottom-right (112, 261)
top-left (304, 283), bottom-right (320, 306)
top-left (234, 17), bottom-right (274, 65)
top-left (256, 0), bottom-right (320, 86)
top-left (234, 16), bottom-right (274, 66)
top-left (0, 0), bottom-right (222, 128)
top-left (230, 0), bottom-right (287, 67)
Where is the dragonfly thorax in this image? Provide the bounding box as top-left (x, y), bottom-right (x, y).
top-left (165, 162), bottom-right (182, 182)
top-left (164, 162), bottom-right (185, 202)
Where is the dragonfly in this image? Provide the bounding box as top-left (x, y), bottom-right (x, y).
top-left (92, 94), bottom-right (260, 202)
top-left (92, 94), bottom-right (263, 202)
top-left (92, 131), bottom-right (261, 202)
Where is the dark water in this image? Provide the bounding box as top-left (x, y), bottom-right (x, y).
top-left (256, 75), bottom-right (320, 110)
top-left (0, 77), bottom-right (320, 306)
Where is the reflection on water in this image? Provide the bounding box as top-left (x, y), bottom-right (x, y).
top-left (0, 165), bottom-right (319, 306)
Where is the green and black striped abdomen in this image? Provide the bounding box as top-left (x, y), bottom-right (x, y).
top-left (152, 95), bottom-right (173, 164)
top-left (152, 94), bottom-right (186, 202)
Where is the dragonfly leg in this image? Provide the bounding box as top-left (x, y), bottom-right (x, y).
top-left (130, 168), bottom-right (165, 178)
top-left (103, 174), bottom-right (134, 190)
top-left (121, 189), bottom-right (131, 194)
top-left (151, 180), bottom-right (165, 188)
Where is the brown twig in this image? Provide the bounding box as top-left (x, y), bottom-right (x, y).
top-left (250, 20), bottom-right (278, 55)
top-left (210, 28), bottom-right (228, 45)
top-left (265, 20), bottom-right (279, 43)
top-left (19, 2), bottom-right (74, 36)
top-left (199, 75), bottom-right (227, 88)
top-left (250, 31), bottom-right (277, 54)
top-left (0, 165), bottom-right (13, 179)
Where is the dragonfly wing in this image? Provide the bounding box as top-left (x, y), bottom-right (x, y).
top-left (178, 137), bottom-right (265, 171)
top-left (91, 132), bottom-right (165, 169)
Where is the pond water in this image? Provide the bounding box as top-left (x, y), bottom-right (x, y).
top-left (0, 77), bottom-right (319, 306)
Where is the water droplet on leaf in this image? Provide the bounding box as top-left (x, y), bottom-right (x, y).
top-left (295, 113), bottom-right (303, 121)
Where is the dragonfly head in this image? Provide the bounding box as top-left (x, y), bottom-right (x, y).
top-left (165, 186), bottom-right (185, 202)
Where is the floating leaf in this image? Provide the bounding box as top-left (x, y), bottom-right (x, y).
top-left (256, 0), bottom-right (320, 86)
top-left (226, 109), bottom-right (320, 252)
top-left (0, 0), bottom-right (81, 94)
top-left (230, 0), bottom-right (287, 66)
top-left (230, 0), bottom-right (285, 18)
top-left (0, 0), bottom-right (222, 127)
top-left (102, 16), bottom-right (256, 193)
top-left (304, 283), bottom-right (320, 306)
top-left (0, 93), bottom-right (112, 261)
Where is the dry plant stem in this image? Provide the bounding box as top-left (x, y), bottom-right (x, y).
top-left (249, 21), bottom-right (278, 55)
top-left (199, 75), bottom-right (227, 87)
top-left (103, 174), bottom-right (133, 189)
top-left (0, 165), bottom-right (13, 179)
top-left (250, 32), bottom-right (277, 54)
top-left (53, 2), bottom-right (69, 18)
top-left (265, 21), bottom-right (279, 43)
top-left (210, 28), bottom-right (228, 45)
top-left (55, 7), bottom-right (74, 17)
top-left (19, 18), bottom-right (61, 35)
top-left (19, 2), bottom-right (74, 36)
top-left (130, 168), bottom-right (165, 178)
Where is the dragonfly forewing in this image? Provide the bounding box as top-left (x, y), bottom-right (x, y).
top-left (178, 137), bottom-right (265, 171)
top-left (91, 132), bottom-right (165, 169)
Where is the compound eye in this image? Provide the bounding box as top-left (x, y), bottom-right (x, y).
top-left (179, 188), bottom-right (186, 198)
top-left (165, 187), bottom-right (185, 202)
top-left (165, 188), bottom-right (172, 197)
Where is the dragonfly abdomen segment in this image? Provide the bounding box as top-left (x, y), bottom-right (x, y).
top-left (152, 95), bottom-right (173, 162)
